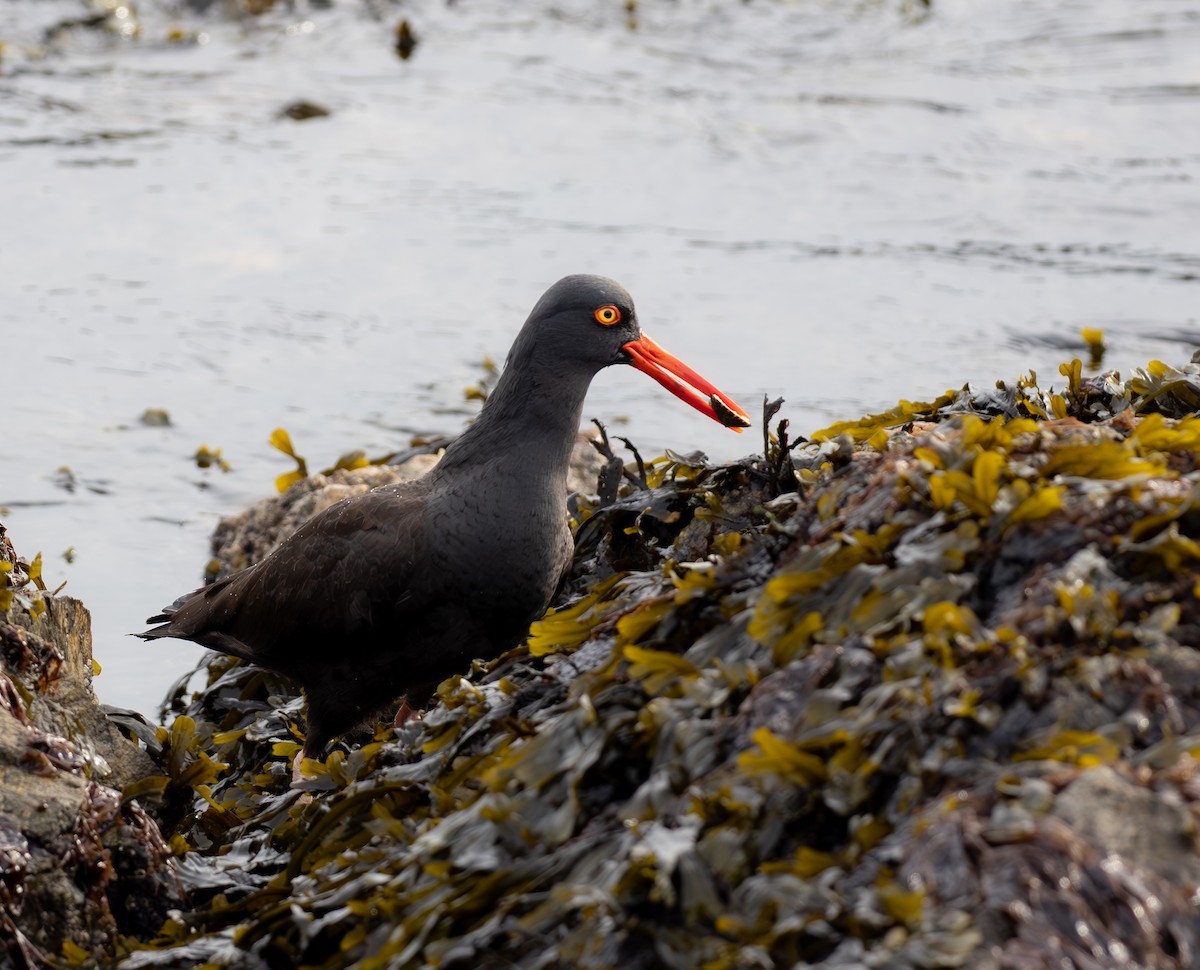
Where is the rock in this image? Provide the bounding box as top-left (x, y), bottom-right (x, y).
top-left (1053, 764), bottom-right (1200, 886)
top-left (131, 367), bottom-right (1200, 968)
top-left (1, 526), bottom-right (182, 966)
top-left (901, 799), bottom-right (1200, 970)
top-left (18, 367), bottom-right (1200, 967)
top-left (7, 597), bottom-right (158, 790)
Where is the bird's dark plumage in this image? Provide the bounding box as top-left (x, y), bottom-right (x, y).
top-left (140, 275), bottom-right (749, 757)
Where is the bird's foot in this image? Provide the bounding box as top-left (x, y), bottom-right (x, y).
top-left (393, 701), bottom-right (422, 729)
top-left (290, 750), bottom-right (315, 806)
top-left (291, 750), bottom-right (305, 784)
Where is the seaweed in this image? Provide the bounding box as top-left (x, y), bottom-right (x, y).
top-left (1, 531), bottom-right (47, 621)
top-left (113, 358), bottom-right (1200, 969)
top-left (394, 19), bottom-right (418, 61)
top-left (268, 426), bottom-right (422, 495)
top-left (192, 446), bottom-right (230, 474)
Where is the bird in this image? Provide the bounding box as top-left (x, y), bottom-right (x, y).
top-left (140, 275), bottom-right (750, 759)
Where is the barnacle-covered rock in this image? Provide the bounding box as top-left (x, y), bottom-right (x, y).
top-left (123, 359), bottom-right (1200, 969)
top-left (0, 524), bottom-right (181, 967)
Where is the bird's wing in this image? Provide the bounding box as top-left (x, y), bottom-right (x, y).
top-left (141, 484), bottom-right (433, 666)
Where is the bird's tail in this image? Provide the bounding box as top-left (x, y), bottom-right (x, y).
top-left (136, 586), bottom-right (204, 638)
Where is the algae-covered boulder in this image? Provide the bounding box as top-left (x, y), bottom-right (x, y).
top-left (119, 360), bottom-right (1200, 969)
top-left (0, 527), bottom-right (182, 967)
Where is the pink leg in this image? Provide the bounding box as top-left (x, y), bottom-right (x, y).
top-left (291, 750), bottom-right (315, 805)
top-left (393, 700), bottom-right (422, 729)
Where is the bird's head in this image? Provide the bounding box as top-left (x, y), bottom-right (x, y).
top-left (518, 274), bottom-right (751, 431)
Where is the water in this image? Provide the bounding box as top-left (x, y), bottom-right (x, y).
top-left (2, 0), bottom-right (1197, 716)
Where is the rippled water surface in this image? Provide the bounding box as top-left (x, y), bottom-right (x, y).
top-left (2, 0), bottom-right (1198, 713)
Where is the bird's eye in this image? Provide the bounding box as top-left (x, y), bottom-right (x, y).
top-left (594, 305), bottom-right (622, 326)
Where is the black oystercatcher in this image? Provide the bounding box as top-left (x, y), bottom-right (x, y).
top-left (140, 275), bottom-right (750, 758)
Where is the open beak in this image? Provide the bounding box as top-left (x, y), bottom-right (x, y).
top-left (622, 333), bottom-right (752, 432)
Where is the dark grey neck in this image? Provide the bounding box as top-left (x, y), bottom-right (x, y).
top-left (435, 345), bottom-right (597, 489)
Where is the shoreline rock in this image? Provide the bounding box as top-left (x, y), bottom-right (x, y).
top-left (125, 362), bottom-right (1200, 969)
top-left (0, 532), bottom-right (182, 966)
top-left (8, 364), bottom-right (1200, 967)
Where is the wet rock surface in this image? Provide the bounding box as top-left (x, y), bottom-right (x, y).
top-left (0, 529), bottom-right (182, 966)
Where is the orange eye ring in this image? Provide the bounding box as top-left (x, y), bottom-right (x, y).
top-left (594, 305), bottom-right (622, 326)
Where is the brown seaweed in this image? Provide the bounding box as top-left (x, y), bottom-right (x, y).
top-left (115, 358), bottom-right (1200, 969)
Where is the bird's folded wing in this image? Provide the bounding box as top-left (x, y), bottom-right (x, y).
top-left (142, 486), bottom-right (432, 662)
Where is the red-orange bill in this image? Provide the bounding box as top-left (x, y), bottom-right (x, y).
top-left (622, 333), bottom-right (751, 432)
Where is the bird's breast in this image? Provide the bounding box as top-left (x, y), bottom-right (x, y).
top-left (426, 476), bottom-right (573, 630)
